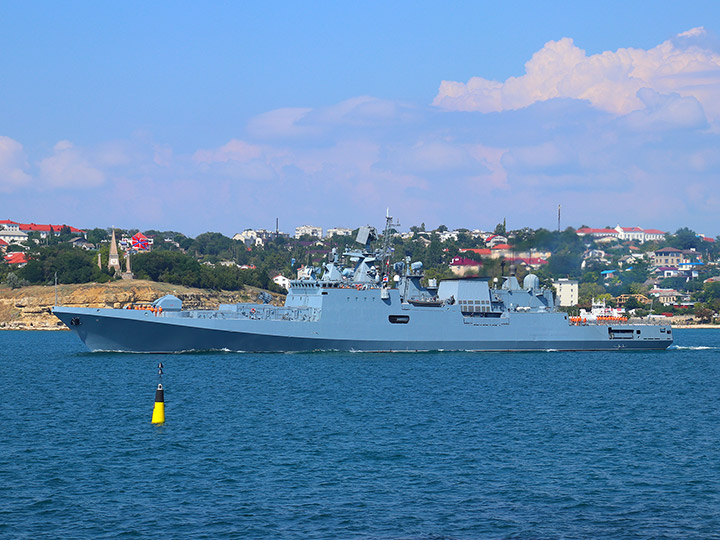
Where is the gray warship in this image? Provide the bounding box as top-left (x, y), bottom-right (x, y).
top-left (54, 215), bottom-right (673, 352)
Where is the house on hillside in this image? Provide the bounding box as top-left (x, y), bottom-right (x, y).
top-left (233, 228), bottom-right (276, 247)
top-left (576, 227), bottom-right (620, 240)
top-left (273, 275), bottom-right (291, 291)
top-left (449, 256), bottom-right (482, 276)
top-left (5, 252), bottom-right (27, 266)
top-left (614, 225), bottom-right (666, 243)
top-left (581, 249), bottom-right (608, 269)
top-left (656, 267), bottom-right (680, 278)
top-left (460, 248), bottom-right (492, 257)
top-left (649, 288), bottom-right (682, 305)
top-left (0, 220), bottom-right (20, 231)
top-left (618, 254), bottom-right (639, 268)
top-left (437, 230), bottom-right (459, 242)
top-left (483, 234), bottom-right (508, 247)
top-left (653, 248), bottom-right (683, 267)
top-left (69, 237), bottom-right (95, 250)
top-left (575, 225), bottom-right (666, 244)
top-left (18, 223), bottom-right (85, 239)
top-left (639, 228), bottom-right (666, 242)
top-left (0, 230), bottom-right (28, 245)
top-left (294, 225), bottom-right (323, 239)
top-left (326, 227), bottom-right (353, 238)
top-left (698, 234), bottom-right (715, 244)
top-left (488, 244), bottom-right (513, 259)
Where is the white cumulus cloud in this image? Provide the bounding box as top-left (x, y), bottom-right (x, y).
top-left (247, 107), bottom-right (314, 140)
top-left (38, 140), bottom-right (105, 189)
top-left (193, 139), bottom-right (263, 163)
top-left (433, 27), bottom-right (720, 126)
top-left (0, 136), bottom-right (32, 193)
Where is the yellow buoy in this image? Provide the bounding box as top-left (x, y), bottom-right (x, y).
top-left (152, 383), bottom-right (165, 424)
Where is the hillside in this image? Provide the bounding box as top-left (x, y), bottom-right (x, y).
top-left (0, 280), bottom-right (284, 330)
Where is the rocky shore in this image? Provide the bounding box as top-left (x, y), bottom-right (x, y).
top-left (0, 280), bottom-right (284, 330)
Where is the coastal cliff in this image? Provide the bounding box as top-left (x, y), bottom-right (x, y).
top-left (0, 280), bottom-right (284, 330)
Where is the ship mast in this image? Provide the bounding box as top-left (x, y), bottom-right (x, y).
top-left (380, 208), bottom-right (400, 279)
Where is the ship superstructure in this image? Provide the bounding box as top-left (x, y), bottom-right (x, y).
top-left (54, 214), bottom-right (673, 352)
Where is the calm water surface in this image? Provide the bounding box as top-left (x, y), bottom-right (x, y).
top-left (1, 329), bottom-right (719, 539)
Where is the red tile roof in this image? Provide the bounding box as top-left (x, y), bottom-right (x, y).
top-left (492, 243), bottom-right (513, 250)
top-left (460, 248), bottom-right (492, 256)
top-left (5, 252), bottom-right (27, 265)
top-left (450, 257), bottom-right (482, 266)
top-left (18, 223), bottom-right (85, 233)
top-left (0, 220), bottom-right (19, 225)
top-left (643, 229), bottom-right (665, 235)
top-left (0, 239), bottom-right (8, 246)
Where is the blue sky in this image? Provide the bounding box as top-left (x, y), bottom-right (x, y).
top-left (2, 1), bottom-right (720, 236)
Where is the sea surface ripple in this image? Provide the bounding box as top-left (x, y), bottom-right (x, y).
top-left (1, 329), bottom-right (719, 539)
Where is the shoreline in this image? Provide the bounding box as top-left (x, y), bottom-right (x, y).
top-left (671, 324), bottom-right (720, 329)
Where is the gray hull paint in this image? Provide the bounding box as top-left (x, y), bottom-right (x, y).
top-left (53, 293), bottom-right (673, 353)
top-left (52, 215), bottom-right (672, 354)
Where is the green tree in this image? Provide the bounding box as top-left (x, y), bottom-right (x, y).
top-left (579, 282), bottom-right (606, 305)
top-left (697, 281), bottom-right (720, 302)
top-left (17, 244), bottom-right (110, 284)
top-left (694, 304), bottom-right (714, 323)
top-left (190, 233), bottom-right (234, 259)
top-left (4, 272), bottom-right (29, 289)
top-left (668, 227), bottom-right (702, 250)
top-left (547, 253), bottom-right (581, 277)
top-left (623, 297), bottom-right (643, 310)
top-left (86, 227), bottom-right (109, 245)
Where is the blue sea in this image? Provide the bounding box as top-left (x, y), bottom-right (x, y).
top-left (1, 329), bottom-right (719, 539)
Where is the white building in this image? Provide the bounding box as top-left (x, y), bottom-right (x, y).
top-left (553, 279), bottom-right (579, 307)
top-left (233, 230), bottom-right (263, 247)
top-left (438, 230), bottom-right (459, 242)
top-left (0, 229), bottom-right (28, 245)
top-left (233, 228), bottom-right (277, 247)
top-left (615, 226), bottom-right (666, 243)
top-left (294, 225), bottom-right (323, 239)
top-left (273, 274), bottom-right (291, 291)
top-left (0, 220), bottom-right (20, 231)
top-left (484, 234), bottom-right (508, 247)
top-left (326, 227), bottom-right (353, 238)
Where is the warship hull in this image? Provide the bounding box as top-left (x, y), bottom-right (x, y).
top-left (53, 293), bottom-right (673, 353)
top-left (53, 219), bottom-right (673, 353)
